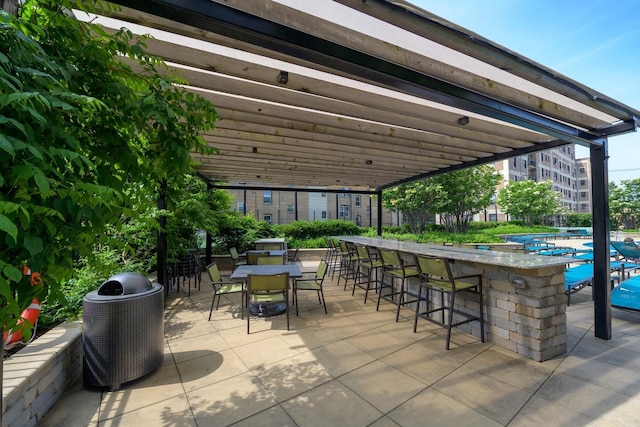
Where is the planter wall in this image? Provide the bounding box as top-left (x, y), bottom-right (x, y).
top-left (2, 322), bottom-right (82, 427)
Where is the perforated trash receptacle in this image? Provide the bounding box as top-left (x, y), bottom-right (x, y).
top-left (83, 273), bottom-right (164, 390)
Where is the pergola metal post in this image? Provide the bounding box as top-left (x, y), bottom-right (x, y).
top-left (591, 138), bottom-right (612, 339)
top-left (376, 189), bottom-right (383, 236)
top-left (243, 189), bottom-right (247, 214)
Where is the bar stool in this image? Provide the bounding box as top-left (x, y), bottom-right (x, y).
top-left (336, 240), bottom-right (359, 289)
top-left (376, 249), bottom-right (420, 321)
top-left (413, 254), bottom-right (484, 350)
top-left (352, 244), bottom-right (383, 303)
top-left (323, 237), bottom-right (340, 278)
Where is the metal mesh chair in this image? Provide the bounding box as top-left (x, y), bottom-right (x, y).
top-left (414, 254), bottom-right (484, 349)
top-left (206, 263), bottom-right (245, 321)
top-left (257, 255), bottom-right (285, 265)
top-left (293, 260), bottom-right (329, 315)
top-left (246, 273), bottom-right (290, 333)
top-left (229, 247), bottom-right (247, 269)
top-left (352, 244), bottom-right (383, 303)
top-left (376, 249), bottom-right (420, 321)
top-left (247, 251), bottom-right (270, 264)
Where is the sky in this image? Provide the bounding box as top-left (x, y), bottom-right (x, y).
top-left (412, 0), bottom-right (640, 183)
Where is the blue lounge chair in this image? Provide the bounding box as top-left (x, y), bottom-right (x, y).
top-left (611, 241), bottom-right (640, 261)
top-left (565, 263), bottom-right (594, 305)
top-left (612, 275), bottom-right (640, 312)
top-left (564, 261), bottom-right (624, 305)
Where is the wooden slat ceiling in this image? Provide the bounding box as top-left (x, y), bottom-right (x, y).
top-left (87, 0), bottom-right (639, 191)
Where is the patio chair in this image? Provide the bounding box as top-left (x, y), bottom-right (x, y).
top-left (257, 255), bottom-right (285, 265)
top-left (293, 260), bottom-right (329, 315)
top-left (287, 247), bottom-right (300, 264)
top-left (229, 247), bottom-right (247, 269)
top-left (413, 254), bottom-right (484, 350)
top-left (612, 275), bottom-right (640, 312)
top-left (564, 263), bottom-right (594, 306)
top-left (608, 241), bottom-right (640, 277)
top-left (323, 237), bottom-right (339, 275)
top-left (206, 263), bottom-right (245, 321)
top-left (564, 261), bottom-right (625, 305)
top-left (247, 250), bottom-right (270, 264)
top-left (336, 240), bottom-right (359, 289)
top-left (376, 249), bottom-right (420, 322)
top-left (246, 273), bottom-right (290, 333)
top-left (352, 244), bottom-right (383, 303)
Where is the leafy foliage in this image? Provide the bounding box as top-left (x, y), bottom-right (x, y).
top-left (381, 180), bottom-right (441, 233)
top-left (498, 180), bottom-right (566, 226)
top-left (273, 220), bottom-right (362, 240)
top-left (564, 213), bottom-right (593, 227)
top-left (609, 179), bottom-right (640, 229)
top-left (430, 165), bottom-right (501, 233)
top-left (0, 1), bottom-right (218, 338)
top-left (382, 166), bottom-right (500, 234)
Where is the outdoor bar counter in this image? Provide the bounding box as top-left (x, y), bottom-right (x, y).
top-left (336, 236), bottom-right (572, 361)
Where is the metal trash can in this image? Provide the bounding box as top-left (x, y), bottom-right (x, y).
top-left (83, 273), bottom-right (164, 390)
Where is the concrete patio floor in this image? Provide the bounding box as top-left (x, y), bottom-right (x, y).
top-left (39, 256), bottom-right (640, 427)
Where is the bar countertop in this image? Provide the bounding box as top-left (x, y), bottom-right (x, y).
top-left (334, 236), bottom-right (573, 270)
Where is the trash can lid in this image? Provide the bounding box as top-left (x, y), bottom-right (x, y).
top-left (98, 272), bottom-right (153, 296)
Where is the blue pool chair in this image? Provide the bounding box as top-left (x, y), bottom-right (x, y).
top-left (564, 261), bottom-right (624, 305)
top-left (612, 275), bottom-right (640, 312)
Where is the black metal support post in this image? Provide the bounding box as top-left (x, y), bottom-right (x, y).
top-left (376, 189), bottom-right (383, 236)
top-left (591, 139), bottom-right (612, 340)
top-left (295, 191), bottom-right (299, 221)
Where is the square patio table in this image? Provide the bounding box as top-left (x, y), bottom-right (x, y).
top-left (231, 264), bottom-right (302, 317)
top-left (230, 264), bottom-right (302, 280)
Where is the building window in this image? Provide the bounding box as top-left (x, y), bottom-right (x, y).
top-left (355, 195), bottom-right (361, 207)
top-left (581, 192), bottom-right (587, 198)
top-left (356, 215), bottom-right (361, 226)
top-left (237, 202), bottom-right (245, 212)
top-left (580, 179), bottom-right (586, 186)
top-left (489, 213), bottom-right (497, 222)
top-left (579, 167), bottom-right (585, 174)
top-left (366, 206), bottom-right (370, 214)
top-left (286, 204), bottom-right (294, 213)
top-left (321, 210), bottom-right (327, 219)
top-left (263, 214), bottom-right (272, 224)
top-left (339, 205), bottom-right (350, 218)
top-left (581, 203), bottom-right (587, 210)
top-left (321, 192), bottom-right (327, 197)
top-left (263, 191), bottom-right (272, 204)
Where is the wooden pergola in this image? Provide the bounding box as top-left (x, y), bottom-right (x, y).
top-left (87, 0), bottom-right (639, 340)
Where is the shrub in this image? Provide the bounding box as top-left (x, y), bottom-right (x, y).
top-left (39, 247), bottom-right (147, 328)
top-left (273, 220), bottom-right (362, 241)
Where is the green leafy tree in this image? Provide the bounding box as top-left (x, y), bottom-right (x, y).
top-left (498, 180), bottom-right (565, 226)
top-left (0, 1), bottom-right (218, 341)
top-left (382, 180), bottom-right (442, 233)
top-left (609, 179), bottom-right (640, 229)
top-left (431, 165), bottom-right (501, 233)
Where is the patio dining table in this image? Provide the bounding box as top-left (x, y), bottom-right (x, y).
top-left (230, 264), bottom-right (302, 280)
top-left (230, 264), bottom-right (302, 317)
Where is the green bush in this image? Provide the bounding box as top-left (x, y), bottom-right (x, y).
top-left (214, 214), bottom-right (275, 253)
top-left (39, 247), bottom-right (147, 328)
top-left (273, 220), bottom-right (362, 241)
top-left (564, 213), bottom-right (593, 227)
top-left (478, 224), bottom-right (557, 236)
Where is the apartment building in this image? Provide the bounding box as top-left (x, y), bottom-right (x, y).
top-left (576, 158), bottom-right (592, 213)
top-left (227, 188), bottom-right (398, 227)
top-left (479, 145), bottom-right (579, 222)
